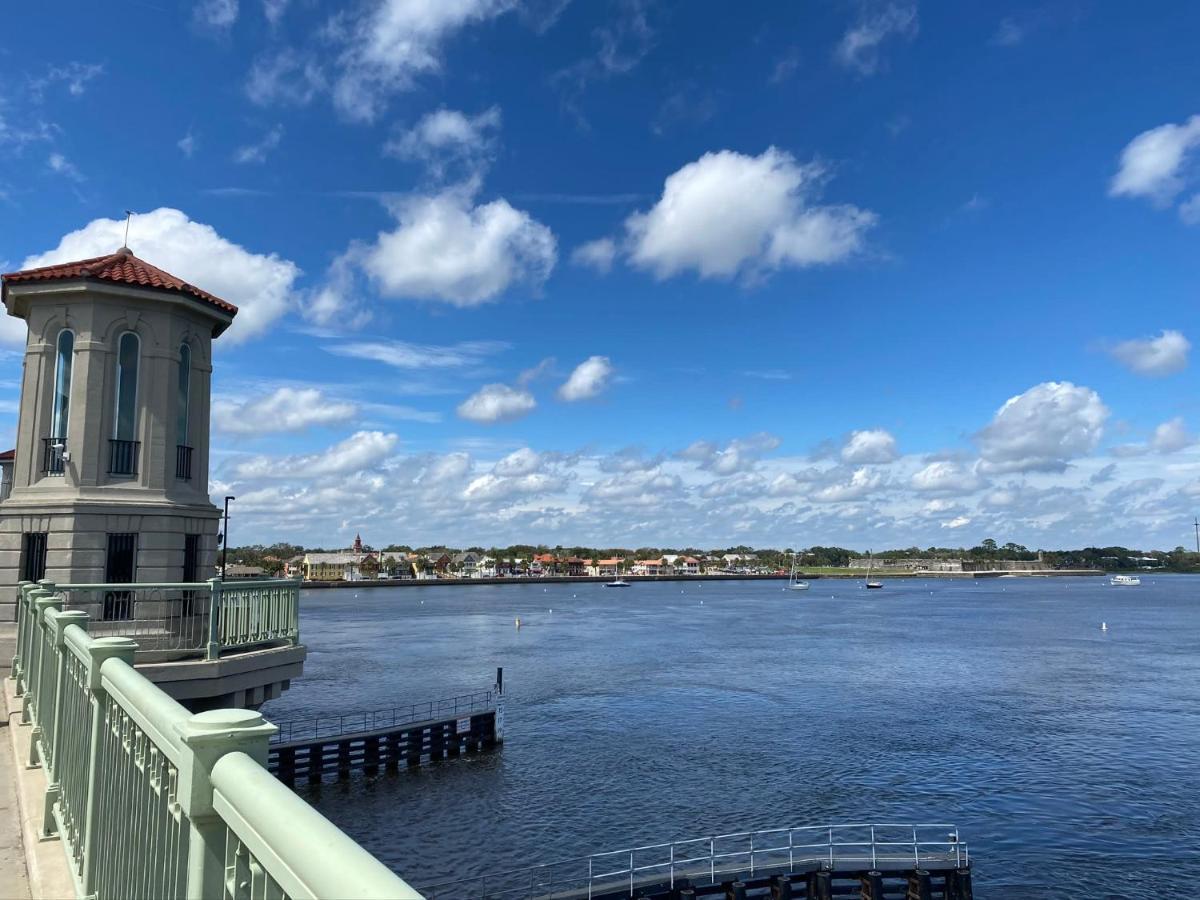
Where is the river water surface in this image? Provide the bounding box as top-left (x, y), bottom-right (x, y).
top-left (261, 575), bottom-right (1200, 898)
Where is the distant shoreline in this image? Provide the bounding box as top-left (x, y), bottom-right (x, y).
top-left (297, 569), bottom-right (1108, 590)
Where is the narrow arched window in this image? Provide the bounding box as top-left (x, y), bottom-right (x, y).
top-left (114, 332), bottom-right (140, 441)
top-left (176, 343), bottom-right (191, 446)
top-left (51, 330), bottom-right (73, 439)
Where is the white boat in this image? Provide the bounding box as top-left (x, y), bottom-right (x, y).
top-left (1110, 574), bottom-right (1140, 586)
top-left (865, 551), bottom-right (883, 589)
top-left (788, 552), bottom-right (809, 591)
top-left (605, 578), bottom-right (630, 588)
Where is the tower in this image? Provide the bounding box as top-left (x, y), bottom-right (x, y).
top-left (0, 248), bottom-right (236, 620)
top-left (353, 533), bottom-right (363, 554)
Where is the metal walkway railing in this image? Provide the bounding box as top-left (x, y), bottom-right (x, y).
top-left (270, 690), bottom-right (496, 745)
top-left (420, 822), bottom-right (968, 899)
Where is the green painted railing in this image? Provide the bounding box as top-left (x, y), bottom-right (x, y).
top-left (9, 581), bottom-right (421, 899)
top-left (19, 577), bottom-right (301, 661)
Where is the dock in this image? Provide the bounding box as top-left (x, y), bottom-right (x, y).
top-left (419, 822), bottom-right (972, 899)
top-left (268, 671), bottom-right (505, 787)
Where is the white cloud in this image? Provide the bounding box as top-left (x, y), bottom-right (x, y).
top-left (457, 383), bottom-right (536, 423)
top-left (624, 148), bottom-right (876, 281)
top-left (234, 430), bottom-right (397, 479)
top-left (976, 382), bottom-right (1109, 473)
top-left (1150, 417), bottom-right (1195, 454)
top-left (841, 429), bottom-right (897, 464)
top-left (911, 460), bottom-right (985, 495)
top-left (813, 466), bottom-right (884, 502)
top-left (835, 3), bottom-right (918, 75)
top-left (384, 106), bottom-right (500, 178)
top-left (942, 516), bottom-right (971, 529)
top-left (234, 124), bottom-right (284, 164)
top-left (17, 208), bottom-right (300, 344)
top-left (355, 187), bottom-right (556, 305)
top-left (178, 131), bottom-right (197, 158)
top-left (1109, 329), bottom-right (1190, 376)
top-left (586, 468), bottom-right (681, 506)
top-left (245, 50), bottom-right (324, 107)
top-left (28, 62), bottom-right (105, 100)
top-left (263, 0), bottom-right (288, 25)
top-left (558, 355), bottom-right (613, 402)
top-left (571, 237), bottom-right (617, 273)
top-left (47, 152), bottom-right (83, 181)
top-left (328, 339), bottom-right (508, 369)
top-left (463, 471), bottom-right (565, 502)
top-left (214, 388), bottom-right (358, 434)
top-left (492, 447), bottom-right (544, 477)
top-left (1110, 114), bottom-right (1200, 205)
top-left (679, 432), bottom-right (781, 475)
top-left (194, 0), bottom-right (238, 30)
top-left (330, 0), bottom-right (515, 122)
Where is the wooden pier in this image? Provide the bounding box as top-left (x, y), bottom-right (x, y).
top-left (267, 671), bottom-right (504, 787)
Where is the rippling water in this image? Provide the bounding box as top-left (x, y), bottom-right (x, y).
top-left (261, 575), bottom-right (1200, 898)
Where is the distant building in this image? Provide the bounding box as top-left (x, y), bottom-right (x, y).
top-left (224, 564), bottom-right (267, 579)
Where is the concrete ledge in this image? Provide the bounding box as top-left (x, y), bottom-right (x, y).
top-left (136, 643), bottom-right (307, 709)
top-left (2, 677), bottom-right (73, 900)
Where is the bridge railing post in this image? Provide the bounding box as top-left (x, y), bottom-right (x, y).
top-left (79, 636), bottom-right (139, 898)
top-left (41, 608), bottom-right (88, 838)
top-left (28, 590), bottom-right (63, 766)
top-left (176, 708), bottom-right (278, 900)
top-left (11, 580), bottom-right (32, 692)
top-left (20, 586), bottom-right (50, 723)
top-left (205, 577), bottom-right (222, 660)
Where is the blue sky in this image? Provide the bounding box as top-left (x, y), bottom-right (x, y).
top-left (3, 1), bottom-right (1200, 551)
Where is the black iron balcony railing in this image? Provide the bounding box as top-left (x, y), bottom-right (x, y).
top-left (108, 439), bottom-right (140, 476)
top-left (42, 437), bottom-right (66, 475)
top-left (176, 444), bottom-right (193, 480)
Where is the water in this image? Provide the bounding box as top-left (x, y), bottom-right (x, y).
top-left (261, 575), bottom-right (1200, 898)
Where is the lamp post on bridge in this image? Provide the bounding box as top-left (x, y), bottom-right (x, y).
top-left (221, 496), bottom-right (235, 580)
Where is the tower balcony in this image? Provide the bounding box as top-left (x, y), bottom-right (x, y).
top-left (107, 438), bottom-right (140, 476)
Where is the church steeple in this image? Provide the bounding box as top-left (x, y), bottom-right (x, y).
top-left (353, 533), bottom-right (363, 554)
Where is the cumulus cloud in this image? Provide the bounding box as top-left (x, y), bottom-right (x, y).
top-left (558, 355), bottom-right (613, 401)
top-left (1150, 417), bottom-right (1195, 454)
top-left (835, 3), bottom-right (918, 75)
top-left (976, 382), bottom-right (1109, 473)
top-left (910, 460), bottom-right (986, 495)
top-left (16, 208), bottom-right (300, 343)
top-left (352, 187), bottom-right (556, 306)
top-left (1110, 114), bottom-right (1200, 205)
top-left (245, 50), bottom-right (324, 107)
top-left (330, 0), bottom-right (515, 122)
top-left (457, 383), bottom-right (536, 423)
top-left (624, 148), bottom-right (876, 281)
top-left (464, 471), bottom-right (565, 502)
top-left (812, 466), bottom-right (884, 502)
top-left (679, 432), bottom-right (781, 475)
top-left (234, 430), bottom-right (397, 479)
top-left (1109, 329), bottom-right (1190, 376)
top-left (384, 106), bottom-right (500, 179)
top-left (570, 237), bottom-right (617, 272)
top-left (841, 429), bottom-right (898, 464)
top-left (586, 468), bottom-right (681, 507)
top-left (491, 447), bottom-right (545, 476)
top-left (214, 387), bottom-right (357, 434)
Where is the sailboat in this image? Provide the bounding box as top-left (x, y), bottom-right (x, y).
top-left (865, 551), bottom-right (883, 589)
top-left (788, 552), bottom-right (809, 591)
top-left (605, 565), bottom-right (630, 587)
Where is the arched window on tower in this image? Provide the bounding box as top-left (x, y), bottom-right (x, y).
top-left (176, 343), bottom-right (192, 480)
top-left (110, 331), bottom-right (141, 476)
top-left (43, 329), bottom-right (73, 475)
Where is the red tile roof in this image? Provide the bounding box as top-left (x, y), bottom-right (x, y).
top-left (0, 448), bottom-right (13, 462)
top-left (2, 248), bottom-right (238, 317)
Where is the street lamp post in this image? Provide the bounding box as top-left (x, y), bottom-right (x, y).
top-left (221, 495), bottom-right (235, 579)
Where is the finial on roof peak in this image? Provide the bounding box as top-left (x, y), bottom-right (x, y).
top-left (115, 246), bottom-right (132, 257)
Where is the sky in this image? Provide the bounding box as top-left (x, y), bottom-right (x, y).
top-left (2, 0), bottom-right (1200, 552)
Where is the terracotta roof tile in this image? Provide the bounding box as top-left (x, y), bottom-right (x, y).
top-left (2, 248), bottom-right (238, 316)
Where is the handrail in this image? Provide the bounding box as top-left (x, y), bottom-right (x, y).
top-left (271, 690), bottom-right (495, 744)
top-left (9, 582), bottom-right (421, 900)
top-left (212, 751), bottom-right (423, 899)
top-left (420, 822), bottom-right (967, 898)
